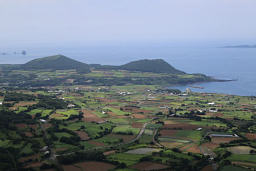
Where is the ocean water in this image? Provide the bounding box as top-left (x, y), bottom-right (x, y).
top-left (0, 46), bottom-right (256, 96)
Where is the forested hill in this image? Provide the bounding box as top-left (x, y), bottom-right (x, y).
top-left (90, 59), bottom-right (185, 74)
top-left (21, 55), bottom-right (91, 73)
top-left (120, 59), bottom-right (185, 74)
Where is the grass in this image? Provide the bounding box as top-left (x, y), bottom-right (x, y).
top-left (104, 107), bottom-right (129, 116)
top-left (60, 121), bottom-right (113, 138)
top-left (0, 140), bottom-right (10, 148)
top-left (112, 125), bottom-right (140, 135)
top-left (55, 132), bottom-right (72, 139)
top-left (95, 135), bottom-right (122, 145)
top-left (163, 150), bottom-right (193, 160)
top-left (174, 130), bottom-right (202, 142)
top-left (20, 143), bottom-right (34, 155)
top-left (110, 118), bottom-right (130, 124)
top-left (220, 165), bottom-right (250, 171)
top-left (41, 109), bottom-right (53, 117)
top-left (28, 109), bottom-right (42, 115)
top-left (227, 154), bottom-right (256, 163)
top-left (107, 153), bottom-right (146, 166)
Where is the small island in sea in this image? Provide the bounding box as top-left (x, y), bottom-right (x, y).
top-left (222, 44), bottom-right (256, 48)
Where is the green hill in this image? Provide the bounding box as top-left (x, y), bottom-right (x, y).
top-left (22, 55), bottom-right (90, 73)
top-left (120, 59), bottom-right (185, 74)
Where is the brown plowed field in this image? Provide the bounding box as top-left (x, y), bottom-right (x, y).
top-left (25, 132), bottom-right (33, 137)
top-left (10, 101), bottom-right (37, 110)
top-left (132, 114), bottom-right (146, 119)
top-left (245, 133), bottom-right (256, 140)
top-left (82, 110), bottom-right (105, 123)
top-left (16, 123), bottom-right (27, 129)
top-left (201, 165), bottom-right (214, 171)
top-left (186, 145), bottom-right (201, 154)
top-left (110, 134), bottom-right (135, 143)
top-left (132, 122), bottom-right (143, 128)
top-left (159, 129), bottom-right (177, 136)
top-left (75, 131), bottom-right (90, 141)
top-left (131, 161), bottom-right (169, 171)
top-left (211, 137), bottom-right (240, 144)
top-left (103, 150), bottom-right (116, 156)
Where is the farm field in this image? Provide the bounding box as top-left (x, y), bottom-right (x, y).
top-left (1, 68), bottom-right (256, 171)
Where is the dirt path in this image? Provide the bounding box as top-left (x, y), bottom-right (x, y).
top-left (152, 130), bottom-right (163, 148)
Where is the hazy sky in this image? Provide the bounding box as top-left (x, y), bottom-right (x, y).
top-left (0, 0), bottom-right (255, 47)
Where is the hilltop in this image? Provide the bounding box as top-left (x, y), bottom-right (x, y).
top-left (21, 55), bottom-right (91, 73)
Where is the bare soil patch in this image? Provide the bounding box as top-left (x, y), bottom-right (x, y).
top-left (50, 113), bottom-right (65, 118)
top-left (103, 150), bottom-right (116, 156)
top-left (75, 131), bottom-right (90, 141)
top-left (201, 142), bottom-right (219, 150)
top-left (131, 161), bottom-right (169, 171)
top-left (63, 165), bottom-right (81, 171)
top-left (88, 140), bottom-right (105, 147)
top-left (159, 130), bottom-right (177, 137)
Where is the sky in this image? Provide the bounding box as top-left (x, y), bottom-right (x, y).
top-left (0, 0), bottom-right (256, 48)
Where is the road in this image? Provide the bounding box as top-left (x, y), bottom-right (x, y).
top-left (131, 122), bottom-right (148, 143)
top-left (40, 122), bottom-right (63, 171)
top-left (199, 145), bottom-right (218, 171)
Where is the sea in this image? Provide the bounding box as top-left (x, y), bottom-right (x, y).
top-left (0, 46), bottom-right (256, 96)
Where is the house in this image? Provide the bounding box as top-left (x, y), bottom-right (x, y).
top-left (40, 119), bottom-right (47, 123)
top-left (67, 104), bottom-right (75, 108)
top-left (208, 102), bottom-right (215, 105)
top-left (40, 146), bottom-right (49, 152)
top-left (209, 108), bottom-right (218, 113)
